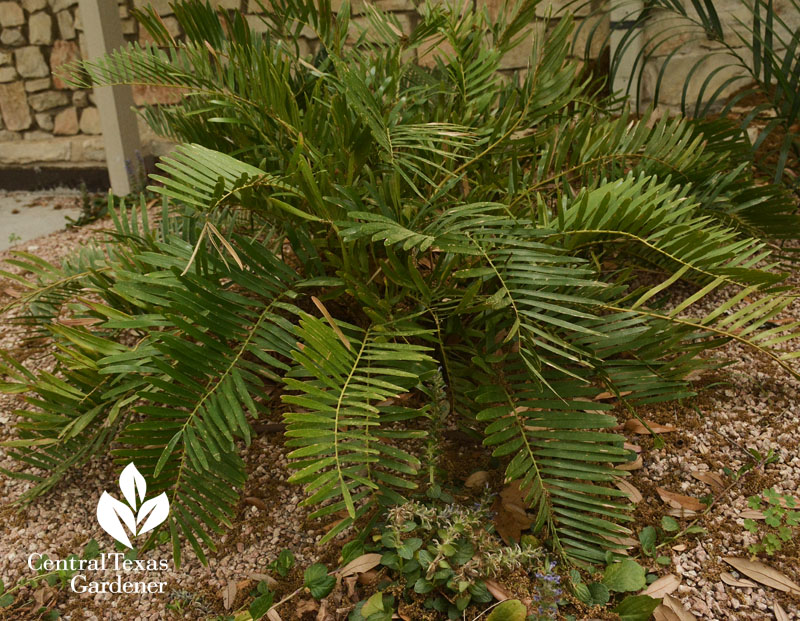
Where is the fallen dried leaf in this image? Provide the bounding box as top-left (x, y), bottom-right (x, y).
top-left (244, 496), bottom-right (268, 510)
top-left (624, 419), bottom-right (678, 434)
top-left (493, 481), bottom-right (533, 543)
top-left (657, 488), bottom-right (705, 511)
top-left (615, 455), bottom-right (643, 471)
top-left (357, 569), bottom-right (379, 585)
top-left (624, 442), bottom-right (642, 453)
top-left (338, 553), bottom-right (382, 577)
top-left (222, 580), bottom-right (237, 610)
top-left (344, 575), bottom-right (358, 600)
top-left (249, 572), bottom-right (279, 588)
top-left (666, 507), bottom-right (698, 518)
top-left (464, 470), bottom-right (488, 488)
top-left (690, 470), bottom-right (725, 492)
top-left (720, 572), bottom-right (757, 588)
top-left (653, 605), bottom-right (682, 621)
top-left (671, 544), bottom-right (687, 552)
top-left (615, 479), bottom-right (643, 503)
top-left (266, 610), bottom-right (282, 621)
top-left (654, 594), bottom-right (697, 620)
top-left (485, 578), bottom-right (513, 601)
top-left (32, 586), bottom-right (56, 608)
top-left (722, 558), bottom-right (800, 595)
top-left (740, 509), bottom-right (765, 520)
top-left (295, 599), bottom-right (318, 615)
top-left (644, 574), bottom-right (681, 598)
top-left (774, 602), bottom-right (789, 621)
top-left (606, 535), bottom-right (638, 550)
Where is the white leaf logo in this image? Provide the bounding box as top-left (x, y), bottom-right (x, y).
top-left (96, 463), bottom-right (169, 548)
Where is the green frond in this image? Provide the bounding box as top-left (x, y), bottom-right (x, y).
top-left (475, 367), bottom-right (634, 564)
top-left (283, 316), bottom-right (435, 541)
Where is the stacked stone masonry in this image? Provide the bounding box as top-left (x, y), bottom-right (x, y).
top-left (0, 0), bottom-right (795, 167)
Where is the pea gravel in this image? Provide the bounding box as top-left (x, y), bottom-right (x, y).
top-left (1, 209), bottom-right (799, 620)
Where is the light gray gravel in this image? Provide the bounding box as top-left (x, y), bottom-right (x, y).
top-left (1, 219), bottom-right (799, 620)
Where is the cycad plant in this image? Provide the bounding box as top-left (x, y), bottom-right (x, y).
top-left (2, 0), bottom-right (799, 568)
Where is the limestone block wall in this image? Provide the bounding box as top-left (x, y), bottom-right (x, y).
top-left (0, 0), bottom-right (793, 172)
top-left (0, 0), bottom-right (177, 170)
top-left (636, 0), bottom-right (800, 109)
top-left (1, 0), bottom-right (603, 170)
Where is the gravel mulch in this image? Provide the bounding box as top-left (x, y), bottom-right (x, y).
top-left (0, 216), bottom-right (799, 620)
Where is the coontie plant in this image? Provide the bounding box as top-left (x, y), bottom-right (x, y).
top-left (1, 0), bottom-right (800, 570)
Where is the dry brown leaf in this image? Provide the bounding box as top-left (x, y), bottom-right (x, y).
top-left (594, 390), bottom-right (633, 400)
top-left (667, 507), bottom-right (698, 518)
top-left (774, 602), bottom-right (789, 621)
top-left (740, 509), bottom-right (765, 520)
top-left (768, 316), bottom-right (797, 326)
top-left (464, 470), bottom-right (489, 488)
top-left (671, 544), bottom-right (687, 552)
top-left (32, 586), bottom-right (56, 608)
top-left (606, 535), bottom-right (638, 549)
top-left (222, 580), bottom-right (237, 610)
top-left (644, 574), bottom-right (681, 598)
top-left (315, 601), bottom-right (329, 621)
top-left (722, 558), bottom-right (800, 595)
top-left (615, 479), bottom-right (643, 503)
top-left (624, 418), bottom-right (678, 434)
top-left (295, 599), bottom-right (318, 615)
top-left (653, 607), bottom-right (681, 621)
top-left (344, 575), bottom-right (358, 600)
top-left (663, 594), bottom-right (697, 620)
top-left (357, 569), bottom-right (379, 585)
top-left (720, 571), bottom-right (757, 588)
top-left (338, 553), bottom-right (383, 577)
top-left (690, 470), bottom-right (726, 492)
top-left (624, 442), bottom-right (642, 453)
top-left (656, 488), bottom-right (705, 511)
top-left (244, 496), bottom-right (268, 510)
top-left (492, 481), bottom-right (533, 543)
top-left (615, 455), bottom-right (643, 471)
top-left (742, 496), bottom-right (800, 521)
top-left (312, 296), bottom-right (351, 350)
top-left (485, 578), bottom-right (513, 601)
top-left (249, 572), bottom-right (278, 588)
top-left (267, 610), bottom-right (282, 621)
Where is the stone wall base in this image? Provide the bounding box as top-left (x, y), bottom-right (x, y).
top-left (0, 135), bottom-right (174, 189)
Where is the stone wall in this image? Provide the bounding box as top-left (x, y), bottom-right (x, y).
top-left (0, 0), bottom-right (792, 173)
top-left (0, 0), bottom-right (177, 170)
top-left (636, 0), bottom-right (800, 109)
top-left (0, 0), bottom-right (609, 173)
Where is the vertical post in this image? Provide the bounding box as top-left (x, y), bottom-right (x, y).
top-left (78, 0), bottom-right (142, 195)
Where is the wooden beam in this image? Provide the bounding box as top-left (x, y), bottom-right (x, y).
top-left (77, 0), bottom-right (142, 196)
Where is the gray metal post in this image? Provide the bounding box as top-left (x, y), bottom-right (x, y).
top-left (77, 0), bottom-right (142, 195)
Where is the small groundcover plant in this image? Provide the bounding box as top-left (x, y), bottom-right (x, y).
top-left (1, 1), bottom-right (799, 611)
